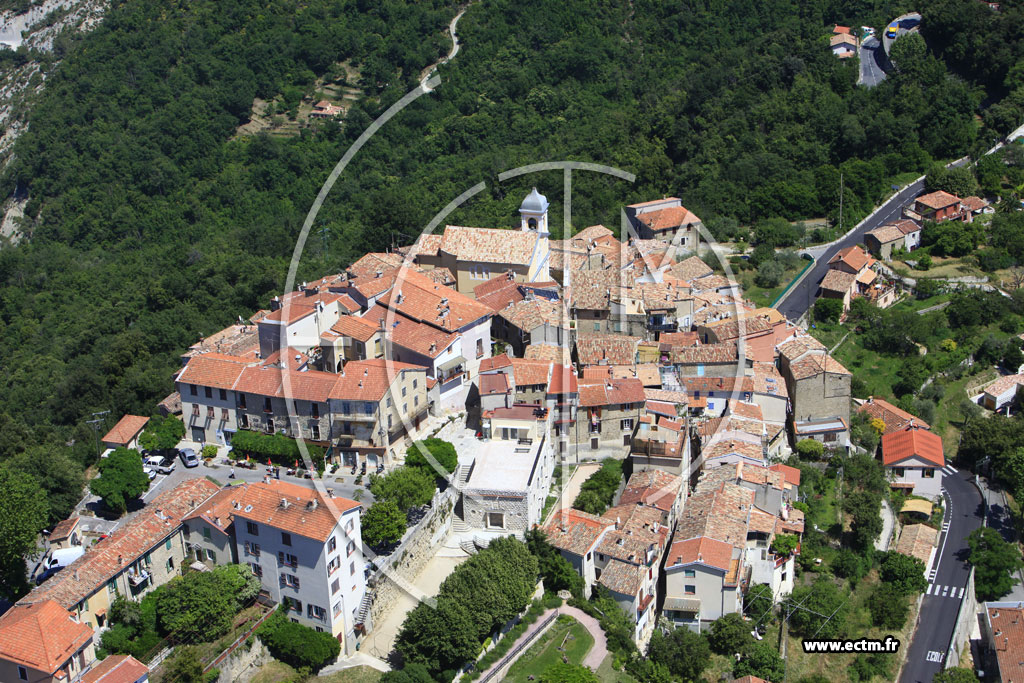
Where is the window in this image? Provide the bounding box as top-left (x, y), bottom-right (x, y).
top-left (476, 338), bottom-right (484, 358)
top-left (613, 321), bottom-right (623, 333)
top-left (684, 584), bottom-right (696, 595)
top-left (332, 579), bottom-right (341, 595)
top-left (683, 569), bottom-right (696, 578)
top-left (593, 322), bottom-right (600, 332)
top-left (413, 379), bottom-right (418, 389)
top-left (282, 532), bottom-right (292, 546)
top-left (264, 397), bottom-right (272, 413)
top-left (203, 526), bottom-right (211, 540)
top-left (894, 467), bottom-right (905, 478)
top-left (278, 551), bottom-right (298, 568)
top-left (781, 572), bottom-right (787, 582)
top-left (621, 418), bottom-right (633, 431)
top-left (308, 604), bottom-right (326, 621)
top-left (206, 549), bottom-right (216, 563)
top-left (107, 579), bottom-right (117, 597)
top-left (18, 665), bottom-right (27, 680)
top-left (311, 403), bottom-right (319, 419)
top-left (312, 425), bottom-right (321, 440)
top-left (346, 519), bottom-right (354, 533)
top-left (166, 558), bottom-right (174, 573)
top-left (350, 562), bottom-right (356, 576)
top-left (245, 542), bottom-right (261, 557)
top-left (347, 540), bottom-right (356, 556)
top-left (239, 393), bottom-right (247, 409)
top-left (414, 396), bottom-right (419, 407)
top-left (386, 397), bottom-right (392, 408)
top-left (219, 388), bottom-right (227, 401)
top-left (923, 468), bottom-right (935, 479)
top-left (598, 553), bottom-right (605, 561)
top-left (247, 521), bottom-right (259, 536)
top-left (328, 556), bottom-right (341, 575)
top-left (165, 538), bottom-right (172, 550)
top-left (824, 432), bottom-right (837, 443)
top-left (388, 415), bottom-right (393, 429)
top-left (251, 562), bottom-right (263, 577)
top-left (205, 386), bottom-right (212, 399)
top-left (190, 384), bottom-right (197, 396)
top-left (280, 574), bottom-right (301, 590)
top-left (334, 601), bottom-right (343, 617)
top-left (402, 386), bottom-right (407, 397)
top-left (328, 536), bottom-right (337, 553)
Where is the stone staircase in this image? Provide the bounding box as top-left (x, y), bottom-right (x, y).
top-left (456, 463), bottom-right (472, 486)
top-left (355, 592), bottom-right (373, 628)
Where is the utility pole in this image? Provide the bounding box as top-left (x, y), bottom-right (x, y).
top-left (839, 172), bottom-right (844, 238)
top-left (86, 410), bottom-right (111, 461)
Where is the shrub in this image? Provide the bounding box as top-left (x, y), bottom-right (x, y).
top-left (405, 438), bottom-right (458, 475)
top-left (572, 459), bottom-right (622, 515)
top-left (707, 613), bottom-right (753, 655)
top-left (795, 439), bottom-right (824, 459)
top-left (814, 297), bottom-right (843, 323)
top-left (258, 610), bottom-right (340, 673)
top-left (228, 430), bottom-right (325, 470)
top-left (868, 584), bottom-right (909, 629)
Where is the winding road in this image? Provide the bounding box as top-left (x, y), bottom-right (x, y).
top-left (899, 469), bottom-right (984, 682)
top-left (420, 6), bottom-right (469, 93)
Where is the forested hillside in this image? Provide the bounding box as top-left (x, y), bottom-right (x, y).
top-left (0, 0), bottom-right (1022, 589)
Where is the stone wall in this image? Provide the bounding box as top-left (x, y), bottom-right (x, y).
top-left (218, 637), bottom-right (272, 683)
top-left (368, 487), bottom-right (455, 629)
top-left (945, 567), bottom-right (977, 669)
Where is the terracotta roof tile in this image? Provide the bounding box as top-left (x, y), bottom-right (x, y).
top-left (361, 305), bottom-right (458, 358)
top-left (229, 480), bottom-right (359, 543)
top-left (677, 481), bottom-right (753, 548)
top-left (25, 479), bottom-right (220, 611)
top-left (49, 518), bottom-right (81, 542)
top-left (882, 427), bottom-right (945, 467)
top-left (474, 271), bottom-right (526, 311)
top-left (867, 224), bottom-right (905, 244)
top-left (579, 378), bottom-right (646, 407)
top-left (348, 252), bottom-right (405, 279)
top-left (820, 269), bottom-right (857, 293)
top-left (498, 298), bottom-right (568, 332)
top-left (441, 225), bottom-right (538, 265)
top-left (81, 654), bottom-right (149, 683)
top-left (479, 353), bottom-right (513, 373)
top-left (101, 415), bottom-right (150, 446)
top-left (524, 344), bottom-right (570, 364)
top-left (379, 268), bottom-right (492, 332)
top-left (177, 355), bottom-right (250, 391)
top-left (511, 359), bottom-right (552, 387)
top-left (668, 256), bottom-right (714, 282)
top-left (828, 246), bottom-right (871, 272)
top-left (916, 190), bottom-right (961, 211)
top-left (0, 600), bottom-right (93, 673)
top-left (895, 523), bottom-right (938, 566)
top-left (988, 604), bottom-right (1024, 683)
top-left (543, 509), bottom-right (615, 556)
top-left (983, 373), bottom-right (1024, 399)
top-left (329, 314), bottom-right (380, 343)
top-left (672, 343), bottom-right (738, 365)
top-left (857, 397), bottom-right (930, 434)
top-left (667, 536), bottom-right (734, 572)
top-left (788, 353), bottom-right (851, 380)
top-left (329, 358), bottom-right (425, 401)
top-left (548, 365), bottom-right (579, 395)
top-left (596, 559), bottom-right (645, 595)
top-left (768, 463), bottom-right (801, 487)
top-left (620, 470), bottom-right (682, 512)
top-left (635, 205), bottom-right (701, 232)
top-left (575, 333), bottom-right (640, 366)
top-left (235, 366), bottom-right (339, 403)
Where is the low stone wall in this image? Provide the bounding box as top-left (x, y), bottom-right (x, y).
top-left (368, 487), bottom-right (455, 629)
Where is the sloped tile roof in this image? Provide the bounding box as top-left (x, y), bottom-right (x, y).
top-left (579, 378), bottom-right (646, 407)
top-left (543, 509), bottom-right (614, 556)
top-left (235, 366), bottom-right (340, 403)
top-left (329, 314), bottom-right (380, 343)
top-left (25, 479), bottom-right (220, 611)
top-left (668, 256), bottom-right (714, 282)
top-left (597, 559), bottom-right (645, 596)
top-left (620, 470), bottom-right (682, 512)
top-left (882, 427), bottom-right (945, 467)
top-left (988, 604), bottom-right (1024, 683)
top-left (510, 359), bottom-right (552, 387)
top-left (857, 397), bottom-right (930, 434)
top-left (895, 523), bottom-right (938, 566)
top-left (570, 269), bottom-right (633, 310)
top-left (177, 354), bottom-right (250, 390)
top-left (677, 481), bottom-right (753, 548)
top-left (101, 415), bottom-right (150, 446)
top-left (379, 268), bottom-right (493, 332)
top-left (498, 298), bottom-right (568, 332)
top-left (867, 224), bottom-right (905, 244)
top-left (49, 517), bottom-right (81, 542)
top-left (660, 331), bottom-right (699, 347)
top-left (916, 190), bottom-right (961, 210)
top-left (0, 599), bottom-right (93, 673)
top-left (479, 353), bottom-right (513, 373)
top-left (474, 271), bottom-right (526, 311)
top-left (768, 463), bottom-right (801, 487)
top-left (361, 305), bottom-right (458, 359)
top-left (778, 335), bottom-right (826, 361)
top-left (820, 268), bottom-right (857, 293)
top-left (828, 246), bottom-right (871, 272)
top-left (983, 373), bottom-right (1024, 399)
top-left (81, 654), bottom-right (149, 683)
top-left (524, 344), bottom-right (570, 364)
top-left (672, 343), bottom-right (738, 365)
top-left (441, 225), bottom-right (539, 265)
top-left (789, 353), bottom-right (851, 380)
top-left (229, 480), bottom-right (360, 543)
top-left (348, 252), bottom-right (405, 279)
top-left (329, 358), bottom-right (425, 401)
top-left (575, 333), bottom-right (640, 366)
top-left (667, 535), bottom-right (734, 571)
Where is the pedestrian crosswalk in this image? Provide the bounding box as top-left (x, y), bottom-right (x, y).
top-left (925, 583), bottom-right (964, 599)
top-left (941, 464), bottom-right (958, 476)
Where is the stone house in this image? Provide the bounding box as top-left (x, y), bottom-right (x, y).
top-left (572, 378), bottom-right (646, 453)
top-left (777, 335), bottom-right (851, 427)
top-left (625, 197), bottom-right (703, 248)
top-left (0, 600), bottom-right (96, 683)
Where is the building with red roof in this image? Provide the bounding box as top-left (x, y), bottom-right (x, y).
top-left (625, 197), bottom-right (703, 249)
top-left (81, 655), bottom-right (148, 683)
top-left (101, 415), bottom-right (150, 450)
top-left (0, 599), bottom-right (95, 683)
top-left (882, 427), bottom-right (945, 500)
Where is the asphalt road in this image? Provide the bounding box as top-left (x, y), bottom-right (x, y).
top-left (900, 468), bottom-right (984, 683)
top-left (859, 37), bottom-right (887, 88)
top-left (775, 178), bottom-right (926, 321)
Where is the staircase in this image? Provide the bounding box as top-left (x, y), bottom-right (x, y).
top-left (456, 464), bottom-right (472, 486)
top-left (459, 539), bottom-right (479, 555)
top-left (452, 517), bottom-right (470, 533)
top-left (355, 592), bottom-right (373, 627)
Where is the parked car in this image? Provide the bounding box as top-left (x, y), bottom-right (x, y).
top-left (179, 448), bottom-right (199, 468)
top-left (145, 455), bottom-right (175, 475)
top-left (38, 547), bottom-right (85, 582)
top-left (143, 466), bottom-right (157, 481)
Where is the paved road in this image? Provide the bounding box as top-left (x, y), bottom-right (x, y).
top-left (776, 179), bottom-right (926, 321)
top-left (859, 37), bottom-right (887, 88)
top-left (900, 467), bottom-right (984, 683)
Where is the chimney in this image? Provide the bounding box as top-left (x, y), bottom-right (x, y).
top-left (117, 554), bottom-right (122, 565)
top-left (280, 498), bottom-right (289, 509)
top-left (307, 499), bottom-right (318, 511)
top-left (74, 570), bottom-right (79, 581)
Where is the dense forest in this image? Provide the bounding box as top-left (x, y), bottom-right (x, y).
top-left (0, 0), bottom-right (1023, 590)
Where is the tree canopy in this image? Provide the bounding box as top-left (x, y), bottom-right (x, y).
top-left (89, 447), bottom-right (150, 515)
top-left (968, 527), bottom-right (1024, 601)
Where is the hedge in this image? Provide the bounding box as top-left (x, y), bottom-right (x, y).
top-left (229, 430), bottom-right (325, 470)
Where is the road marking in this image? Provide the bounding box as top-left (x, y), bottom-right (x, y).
top-left (926, 584), bottom-right (934, 595)
top-left (942, 586), bottom-right (950, 597)
top-left (947, 464), bottom-right (958, 473)
top-left (926, 651), bottom-right (945, 663)
top-left (957, 587), bottom-right (964, 599)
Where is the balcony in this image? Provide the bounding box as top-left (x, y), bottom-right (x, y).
top-left (636, 593), bottom-right (655, 617)
top-left (333, 405), bottom-right (377, 421)
top-left (127, 569), bottom-right (150, 588)
top-left (647, 320), bottom-right (677, 332)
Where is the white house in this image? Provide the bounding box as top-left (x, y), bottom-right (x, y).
top-left (882, 427), bottom-right (945, 500)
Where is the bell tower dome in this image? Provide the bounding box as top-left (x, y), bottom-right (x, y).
top-left (519, 187), bottom-right (550, 237)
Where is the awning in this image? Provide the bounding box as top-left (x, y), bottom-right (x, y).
top-left (890, 482), bottom-right (915, 489)
top-left (901, 499), bottom-right (933, 516)
top-left (856, 269), bottom-right (878, 285)
top-left (664, 596), bottom-right (701, 612)
top-left (437, 355), bottom-right (466, 372)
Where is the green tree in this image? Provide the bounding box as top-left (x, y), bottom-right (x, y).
top-left (405, 438), bottom-right (458, 475)
top-left (868, 584), bottom-right (910, 629)
top-left (395, 599), bottom-right (479, 675)
top-left (213, 563), bottom-right (262, 609)
top-left (369, 466), bottom-right (435, 513)
top-left (156, 571), bottom-right (235, 641)
top-left (4, 446), bottom-right (83, 526)
top-left (771, 533), bottom-right (799, 557)
top-left (138, 415), bottom-right (185, 452)
top-left (735, 641), bottom-right (785, 682)
top-left (814, 297), bottom-right (842, 323)
top-left (796, 439), bottom-right (824, 459)
top-left (879, 551), bottom-right (928, 595)
top-left (539, 662), bottom-right (600, 683)
top-left (647, 627), bottom-right (711, 681)
top-left (754, 260), bottom-right (784, 288)
top-left (0, 468), bottom-right (49, 599)
top-left (361, 500), bottom-right (407, 547)
top-left (379, 663), bottom-right (435, 683)
top-left (707, 612), bottom-right (754, 655)
top-left (933, 667), bottom-right (980, 683)
top-left (830, 549), bottom-right (868, 582)
top-left (164, 646), bottom-right (205, 683)
top-left (788, 579), bottom-right (848, 638)
top-left (258, 609), bottom-right (341, 673)
top-left (525, 528), bottom-right (584, 595)
top-left (89, 447), bottom-right (149, 515)
top-left (573, 489), bottom-right (606, 515)
top-left (968, 527), bottom-right (1024, 600)
top-left (845, 490), bottom-right (883, 553)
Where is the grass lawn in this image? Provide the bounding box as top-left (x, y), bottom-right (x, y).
top-left (247, 660), bottom-right (300, 683)
top-left (504, 615), bottom-right (595, 682)
top-left (739, 264), bottom-right (806, 308)
top-left (319, 666), bottom-right (385, 683)
top-left (595, 654), bottom-right (641, 682)
top-left (247, 662), bottom-right (383, 683)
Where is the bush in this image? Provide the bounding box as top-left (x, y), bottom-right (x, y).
top-left (405, 438), bottom-right (457, 475)
top-left (361, 499), bottom-right (407, 547)
top-left (229, 430), bottom-right (325, 471)
top-left (201, 444), bottom-right (218, 459)
top-left (814, 297), bottom-right (843, 323)
top-left (754, 260), bottom-right (784, 288)
top-left (878, 551), bottom-right (928, 596)
top-left (258, 609), bottom-right (340, 673)
top-left (707, 613), bottom-right (753, 655)
top-left (571, 459), bottom-right (622, 516)
top-left (795, 439), bottom-right (824, 459)
top-left (868, 584), bottom-right (909, 629)
top-left (369, 466), bottom-right (436, 513)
